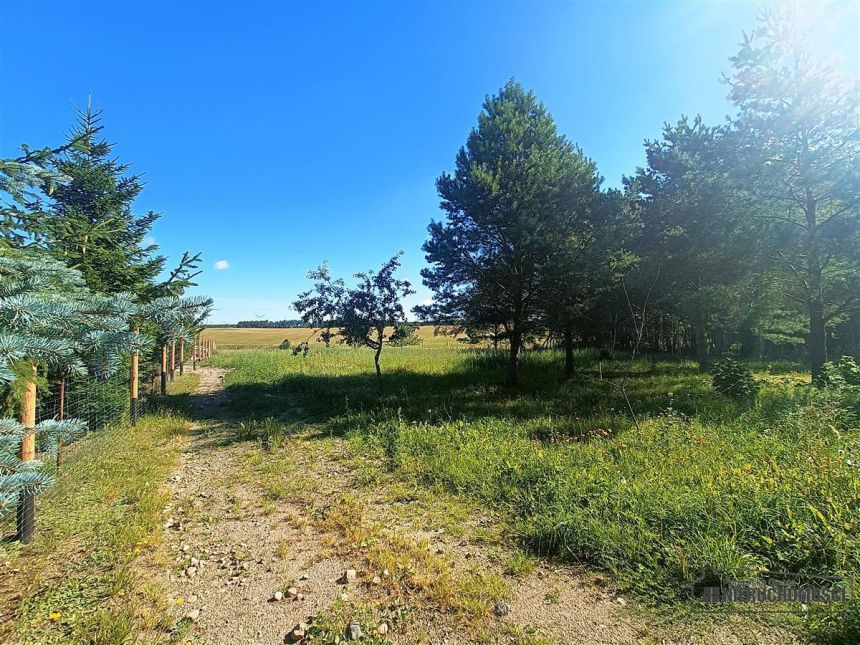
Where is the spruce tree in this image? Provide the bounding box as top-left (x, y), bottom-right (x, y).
top-left (44, 103), bottom-right (165, 295)
top-left (1, 129), bottom-right (97, 247)
top-left (0, 247), bottom-right (137, 523)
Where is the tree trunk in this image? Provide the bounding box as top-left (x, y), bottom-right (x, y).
top-left (506, 329), bottom-right (521, 387)
top-left (563, 326), bottom-right (574, 379)
top-left (694, 305), bottom-right (709, 372)
top-left (809, 290), bottom-right (827, 382)
top-left (374, 329), bottom-right (384, 394)
top-left (805, 191), bottom-right (827, 382)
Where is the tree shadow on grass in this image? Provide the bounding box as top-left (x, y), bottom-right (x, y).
top-left (216, 351), bottom-right (734, 441)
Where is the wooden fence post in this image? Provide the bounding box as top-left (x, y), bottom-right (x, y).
top-left (160, 344), bottom-right (168, 396)
top-left (169, 341), bottom-right (176, 382)
top-left (59, 376), bottom-right (65, 421)
top-left (179, 338), bottom-right (185, 376)
top-left (17, 364), bottom-right (37, 543)
top-left (130, 327), bottom-right (139, 425)
top-left (192, 335), bottom-right (197, 371)
top-left (57, 376), bottom-right (66, 467)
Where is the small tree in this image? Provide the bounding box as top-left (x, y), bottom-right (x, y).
top-left (294, 253), bottom-right (415, 393)
top-left (292, 261), bottom-right (345, 347)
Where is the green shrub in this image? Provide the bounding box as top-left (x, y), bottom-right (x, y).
top-left (712, 357), bottom-right (759, 400)
top-left (822, 356), bottom-right (860, 391)
top-left (278, 338), bottom-right (292, 351)
top-left (820, 356), bottom-right (860, 428)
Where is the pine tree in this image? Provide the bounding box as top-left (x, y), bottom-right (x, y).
top-left (726, 4), bottom-right (860, 380)
top-left (632, 117), bottom-right (759, 371)
top-left (421, 80), bottom-right (599, 385)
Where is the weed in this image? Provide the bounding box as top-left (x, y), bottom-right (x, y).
top-left (506, 551), bottom-right (538, 578)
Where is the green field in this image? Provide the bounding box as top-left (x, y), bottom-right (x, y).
top-left (209, 344), bottom-right (860, 641)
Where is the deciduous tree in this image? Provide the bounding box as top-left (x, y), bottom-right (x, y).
top-left (294, 254), bottom-right (415, 393)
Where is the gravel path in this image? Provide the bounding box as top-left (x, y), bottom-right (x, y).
top-left (163, 368), bottom-right (350, 643)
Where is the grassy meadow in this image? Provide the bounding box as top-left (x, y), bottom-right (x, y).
top-left (209, 344), bottom-right (860, 641)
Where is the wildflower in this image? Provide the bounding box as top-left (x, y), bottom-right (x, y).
top-left (176, 597), bottom-right (184, 605)
top-left (49, 612), bottom-right (61, 620)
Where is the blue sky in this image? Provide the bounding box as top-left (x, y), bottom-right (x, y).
top-left (2, 1), bottom-right (857, 324)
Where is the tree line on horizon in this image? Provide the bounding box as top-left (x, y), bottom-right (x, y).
top-left (229, 319), bottom-right (316, 329)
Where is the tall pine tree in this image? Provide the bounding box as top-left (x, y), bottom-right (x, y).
top-left (727, 4), bottom-right (860, 380)
top-left (632, 117), bottom-right (758, 371)
top-left (421, 80), bottom-right (599, 386)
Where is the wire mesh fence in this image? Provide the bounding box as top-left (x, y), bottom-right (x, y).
top-left (1, 341), bottom-right (216, 542)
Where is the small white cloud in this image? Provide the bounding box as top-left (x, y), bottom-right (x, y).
top-left (214, 259), bottom-right (230, 270)
top-left (422, 299), bottom-right (434, 306)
